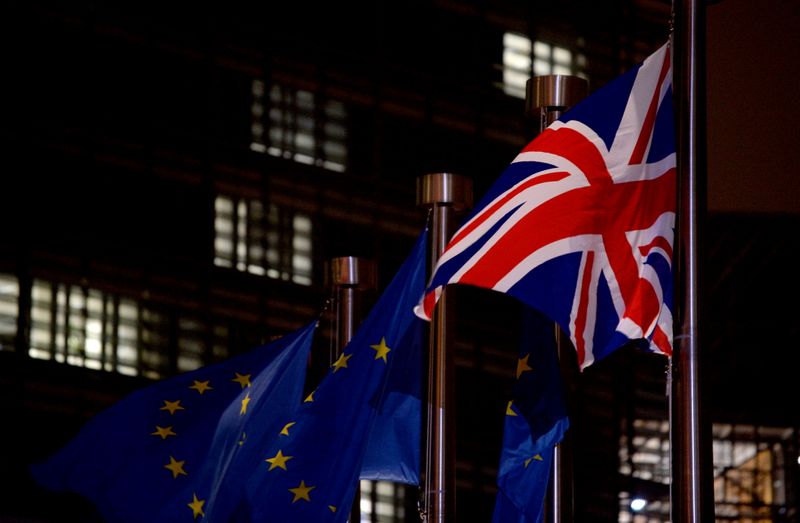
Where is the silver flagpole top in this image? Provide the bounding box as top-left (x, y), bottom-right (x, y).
top-left (416, 173), bottom-right (473, 210)
top-left (525, 75), bottom-right (589, 117)
top-left (325, 256), bottom-right (376, 289)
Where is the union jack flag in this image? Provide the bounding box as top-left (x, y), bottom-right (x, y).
top-left (416, 43), bottom-right (675, 369)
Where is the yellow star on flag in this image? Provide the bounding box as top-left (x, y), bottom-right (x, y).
top-left (240, 393), bottom-right (251, 415)
top-left (331, 353), bottom-right (352, 373)
top-left (329, 505), bottom-right (337, 512)
top-left (280, 421), bottom-right (296, 436)
top-left (164, 456), bottom-right (187, 479)
top-left (516, 354), bottom-right (533, 379)
top-left (289, 480), bottom-right (315, 503)
top-left (151, 425), bottom-right (177, 439)
top-left (265, 450), bottom-right (293, 471)
top-left (370, 337), bottom-right (391, 363)
top-left (187, 493), bottom-right (205, 519)
top-left (506, 401), bottom-right (517, 417)
top-left (524, 454), bottom-right (544, 467)
top-left (232, 372), bottom-right (252, 388)
top-left (189, 380), bottom-right (213, 395)
top-left (160, 399), bottom-right (185, 415)
top-left (304, 391), bottom-right (314, 403)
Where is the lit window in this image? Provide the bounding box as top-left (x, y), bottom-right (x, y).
top-left (214, 195), bottom-right (313, 286)
top-left (0, 273), bottom-right (18, 351)
top-left (116, 298), bottom-right (139, 376)
top-left (359, 480), bottom-right (405, 522)
top-left (619, 420), bottom-right (795, 521)
top-left (177, 317), bottom-right (206, 373)
top-left (28, 280), bottom-right (171, 378)
top-left (502, 33), bottom-right (587, 99)
top-left (502, 33), bottom-right (532, 98)
top-left (250, 81), bottom-right (347, 173)
top-left (140, 306), bottom-right (170, 379)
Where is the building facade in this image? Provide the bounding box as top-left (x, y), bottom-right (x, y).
top-left (1, 1), bottom-right (798, 521)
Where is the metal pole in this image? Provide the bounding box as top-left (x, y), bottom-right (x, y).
top-left (672, 0), bottom-right (713, 520)
top-left (525, 74), bottom-right (588, 523)
top-left (327, 256), bottom-right (376, 523)
top-left (417, 173), bottom-right (472, 523)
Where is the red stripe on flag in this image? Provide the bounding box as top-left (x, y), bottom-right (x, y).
top-left (651, 325), bottom-right (672, 356)
top-left (447, 171), bottom-right (570, 249)
top-left (639, 236), bottom-right (673, 260)
top-left (629, 50), bottom-right (671, 165)
top-left (422, 290), bottom-right (437, 320)
top-left (574, 251), bottom-right (595, 367)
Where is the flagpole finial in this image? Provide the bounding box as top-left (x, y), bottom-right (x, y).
top-left (326, 257), bottom-right (377, 290)
top-left (526, 75), bottom-right (589, 128)
top-left (416, 173), bottom-right (473, 211)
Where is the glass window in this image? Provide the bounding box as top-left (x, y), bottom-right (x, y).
top-left (28, 280), bottom-right (170, 378)
top-left (214, 196), bottom-right (313, 286)
top-left (359, 480), bottom-right (405, 522)
top-left (0, 273), bottom-right (18, 351)
top-left (250, 81), bottom-right (347, 173)
top-left (177, 317), bottom-right (206, 373)
top-left (502, 33), bottom-right (587, 99)
top-left (619, 420), bottom-right (795, 521)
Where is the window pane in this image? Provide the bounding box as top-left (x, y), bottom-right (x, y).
top-left (214, 197), bottom-right (313, 285)
top-left (553, 46), bottom-right (572, 65)
top-left (0, 274), bottom-right (18, 350)
top-left (256, 83), bottom-right (347, 171)
top-left (504, 32), bottom-right (531, 53)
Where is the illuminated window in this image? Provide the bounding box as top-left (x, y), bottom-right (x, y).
top-left (0, 273), bottom-right (18, 351)
top-left (359, 480), bottom-right (406, 523)
top-left (177, 317), bottom-right (206, 373)
top-left (502, 33), bottom-right (587, 99)
top-left (30, 281), bottom-right (143, 376)
top-left (250, 80), bottom-right (347, 173)
top-left (28, 281), bottom-right (171, 378)
top-left (619, 420), bottom-right (796, 521)
top-left (617, 418), bottom-right (670, 522)
top-left (23, 278), bottom-right (239, 378)
top-left (214, 195), bottom-right (313, 286)
top-left (713, 424), bottom-right (791, 521)
top-left (139, 306), bottom-right (170, 379)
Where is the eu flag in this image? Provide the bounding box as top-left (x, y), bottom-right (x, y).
top-left (492, 308), bottom-right (569, 523)
top-left (31, 322), bottom-right (317, 523)
top-left (234, 229), bottom-right (427, 522)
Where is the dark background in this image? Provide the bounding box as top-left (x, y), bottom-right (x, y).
top-left (1, 0), bottom-right (799, 521)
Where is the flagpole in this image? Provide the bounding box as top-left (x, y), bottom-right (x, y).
top-left (327, 256), bottom-right (376, 523)
top-left (672, 0), bottom-right (713, 520)
top-left (417, 173), bottom-right (472, 523)
top-left (525, 74), bottom-right (588, 523)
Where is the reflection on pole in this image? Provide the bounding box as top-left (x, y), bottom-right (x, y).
top-left (417, 173), bottom-right (472, 523)
top-left (525, 73), bottom-right (588, 523)
top-left (672, 0), bottom-right (713, 520)
top-left (327, 256), bottom-right (376, 523)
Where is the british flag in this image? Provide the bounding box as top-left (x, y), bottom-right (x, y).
top-left (416, 43), bottom-right (675, 369)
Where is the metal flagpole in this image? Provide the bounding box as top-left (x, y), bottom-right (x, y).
top-left (672, 0), bottom-right (713, 520)
top-left (327, 256), bottom-right (377, 523)
top-left (416, 173), bottom-right (472, 523)
top-left (524, 74), bottom-right (588, 523)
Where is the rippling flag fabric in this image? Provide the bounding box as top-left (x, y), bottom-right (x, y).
top-left (236, 229), bottom-right (426, 523)
top-left (492, 308), bottom-right (569, 523)
top-left (30, 322), bottom-right (316, 523)
top-left (416, 43), bottom-right (675, 369)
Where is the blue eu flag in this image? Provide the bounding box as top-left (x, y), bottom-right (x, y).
top-left (235, 229), bottom-right (427, 522)
top-left (492, 308), bottom-right (569, 523)
top-left (31, 322), bottom-right (317, 523)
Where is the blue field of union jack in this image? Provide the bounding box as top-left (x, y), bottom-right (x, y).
top-left (416, 43), bottom-right (675, 369)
